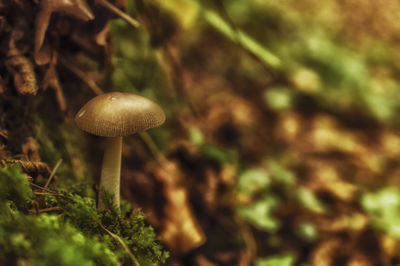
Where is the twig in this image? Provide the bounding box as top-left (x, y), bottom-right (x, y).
top-left (30, 183), bottom-right (57, 194)
top-left (30, 206), bottom-right (63, 214)
top-left (203, 10), bottom-right (281, 69)
top-left (43, 62), bottom-right (68, 115)
top-left (96, 0), bottom-right (140, 28)
top-left (31, 186), bottom-right (71, 199)
top-left (0, 131), bottom-right (8, 139)
top-left (98, 222), bottom-right (141, 266)
top-left (44, 158), bottom-right (62, 189)
top-left (34, 191), bottom-right (58, 196)
top-left (138, 132), bottom-right (166, 164)
top-left (59, 57), bottom-right (104, 96)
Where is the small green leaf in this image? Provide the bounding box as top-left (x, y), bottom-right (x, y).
top-left (297, 188), bottom-right (327, 214)
top-left (263, 88), bottom-right (293, 111)
top-left (268, 161), bottom-right (296, 186)
top-left (256, 253), bottom-right (295, 266)
top-left (203, 10), bottom-right (281, 69)
top-left (189, 127), bottom-right (204, 145)
top-left (361, 187), bottom-right (400, 238)
top-left (237, 195), bottom-right (280, 232)
top-left (238, 168), bottom-right (270, 195)
top-left (200, 144), bottom-right (237, 163)
top-left (296, 223), bottom-right (318, 242)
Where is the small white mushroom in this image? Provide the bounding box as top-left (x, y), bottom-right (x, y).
top-left (75, 92), bottom-right (165, 210)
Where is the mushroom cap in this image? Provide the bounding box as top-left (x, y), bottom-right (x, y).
top-left (75, 92), bottom-right (166, 137)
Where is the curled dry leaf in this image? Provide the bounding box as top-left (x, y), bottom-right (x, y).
top-left (0, 131), bottom-right (8, 141)
top-left (3, 159), bottom-right (52, 179)
top-left (95, 21), bottom-right (110, 46)
top-left (154, 160), bottom-right (206, 255)
top-left (312, 212), bottom-right (369, 242)
top-left (379, 234), bottom-right (400, 263)
top-left (6, 43), bottom-right (38, 95)
top-left (346, 253), bottom-right (373, 266)
top-left (310, 238), bottom-right (342, 266)
top-left (34, 0), bottom-right (94, 65)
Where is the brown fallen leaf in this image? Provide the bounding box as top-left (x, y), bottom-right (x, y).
top-left (95, 21), bottom-right (110, 46)
top-left (154, 160), bottom-right (206, 255)
top-left (4, 159), bottom-right (52, 180)
top-left (347, 253), bottom-right (374, 266)
top-left (6, 41), bottom-right (38, 95)
top-left (310, 238), bottom-right (342, 266)
top-left (34, 0), bottom-right (94, 65)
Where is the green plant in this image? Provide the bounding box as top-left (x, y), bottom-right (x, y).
top-left (0, 166), bottom-right (169, 265)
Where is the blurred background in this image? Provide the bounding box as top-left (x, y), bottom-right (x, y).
top-left (2, 0), bottom-right (400, 265)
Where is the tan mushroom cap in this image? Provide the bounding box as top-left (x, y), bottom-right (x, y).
top-left (75, 92), bottom-right (166, 137)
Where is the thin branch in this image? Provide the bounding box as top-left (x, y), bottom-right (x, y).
top-left (59, 56), bottom-right (104, 96)
top-left (98, 222), bottom-right (141, 266)
top-left (44, 158), bottom-right (62, 189)
top-left (96, 0), bottom-right (140, 28)
top-left (138, 131), bottom-right (166, 164)
top-left (30, 206), bottom-right (63, 214)
top-left (0, 130), bottom-right (8, 139)
top-left (34, 191), bottom-right (58, 196)
top-left (30, 183), bottom-right (57, 194)
top-left (203, 10), bottom-right (281, 69)
top-left (31, 183), bottom-right (71, 198)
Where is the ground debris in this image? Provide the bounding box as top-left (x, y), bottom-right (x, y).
top-left (154, 160), bottom-right (206, 255)
top-left (6, 40), bottom-right (38, 96)
top-left (2, 159), bottom-right (52, 179)
top-left (42, 61), bottom-right (68, 116)
top-left (34, 0), bottom-right (94, 65)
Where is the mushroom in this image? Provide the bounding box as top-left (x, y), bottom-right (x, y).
top-left (75, 92), bottom-right (165, 210)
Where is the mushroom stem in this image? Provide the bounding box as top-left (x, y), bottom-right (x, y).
top-left (98, 136), bottom-right (122, 210)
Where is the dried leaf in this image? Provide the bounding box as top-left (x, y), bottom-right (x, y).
top-left (95, 21), bottom-right (110, 46)
top-left (155, 160), bottom-right (206, 255)
top-left (310, 238), bottom-right (341, 266)
top-left (4, 159), bottom-right (52, 179)
top-left (6, 44), bottom-right (38, 95)
top-left (34, 0), bottom-right (94, 64)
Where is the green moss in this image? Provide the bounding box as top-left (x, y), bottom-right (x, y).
top-left (0, 214), bottom-right (119, 266)
top-left (31, 92), bottom-right (94, 192)
top-left (0, 166), bottom-right (34, 216)
top-left (33, 116), bottom-right (93, 185)
top-left (0, 166), bottom-right (169, 265)
top-left (49, 188), bottom-right (169, 265)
